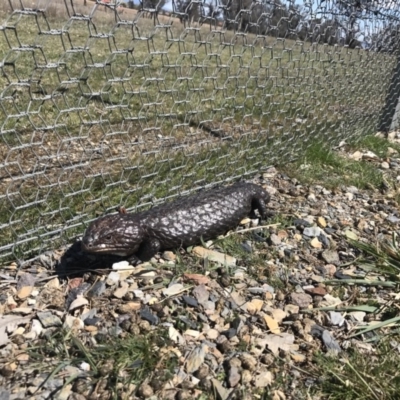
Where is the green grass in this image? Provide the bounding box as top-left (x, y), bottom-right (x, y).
top-left (0, 0), bottom-right (397, 260)
top-left (348, 135), bottom-right (400, 158)
top-left (310, 342), bottom-right (400, 400)
top-left (28, 328), bottom-right (178, 399)
top-left (281, 140), bottom-right (385, 190)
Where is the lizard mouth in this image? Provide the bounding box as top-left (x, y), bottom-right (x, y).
top-left (81, 240), bottom-right (132, 257)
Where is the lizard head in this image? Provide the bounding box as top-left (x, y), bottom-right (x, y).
top-left (81, 214), bottom-right (141, 256)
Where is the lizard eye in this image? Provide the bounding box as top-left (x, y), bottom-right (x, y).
top-left (105, 234), bottom-right (112, 241)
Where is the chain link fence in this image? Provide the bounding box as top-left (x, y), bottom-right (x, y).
top-left (0, 0), bottom-right (399, 261)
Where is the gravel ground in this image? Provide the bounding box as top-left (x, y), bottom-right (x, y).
top-left (1, 144), bottom-right (400, 399)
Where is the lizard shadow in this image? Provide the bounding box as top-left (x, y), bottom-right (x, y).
top-left (55, 240), bottom-right (127, 279)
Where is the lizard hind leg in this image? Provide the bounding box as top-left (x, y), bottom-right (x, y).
top-left (251, 194), bottom-right (270, 219)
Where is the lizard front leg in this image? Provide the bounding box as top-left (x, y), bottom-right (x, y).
top-left (135, 237), bottom-right (162, 262)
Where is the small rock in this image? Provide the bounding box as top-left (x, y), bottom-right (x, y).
top-left (192, 285), bottom-right (209, 304)
top-left (64, 315), bottom-right (84, 330)
top-left (344, 229), bottom-right (358, 240)
top-left (322, 330), bottom-right (341, 353)
top-left (247, 299), bottom-right (264, 315)
top-left (117, 302), bottom-right (141, 313)
top-left (387, 215), bottom-right (400, 224)
top-left (267, 308), bottom-right (286, 324)
top-left (254, 370), bottom-right (273, 387)
top-left (106, 271), bottom-right (120, 286)
top-left (162, 251), bottom-right (176, 261)
top-left (240, 353), bottom-right (257, 371)
top-left (350, 311), bottom-right (366, 322)
top-left (363, 150), bottom-right (379, 159)
top-left (137, 384), bottom-right (153, 398)
top-left (162, 283), bottom-right (184, 297)
top-left (303, 226), bottom-right (321, 237)
top-left (140, 308), bottom-right (159, 325)
top-left (317, 217), bottom-right (327, 228)
top-left (310, 237), bottom-right (322, 248)
top-left (268, 234), bottom-right (281, 246)
top-left (37, 312), bottom-right (62, 328)
top-left (285, 304), bottom-right (299, 314)
top-left (17, 286), bottom-right (33, 300)
top-left (329, 311), bottom-right (345, 326)
top-left (69, 295), bottom-right (89, 311)
top-left (87, 281), bottom-right (106, 297)
top-left (290, 352), bottom-right (306, 363)
top-left (113, 284), bottom-right (128, 299)
top-left (323, 264), bottom-right (337, 276)
top-left (206, 329), bottom-right (219, 340)
top-left (381, 161), bottom-right (390, 169)
top-left (264, 315), bottom-right (280, 334)
top-left (345, 192), bottom-right (354, 201)
top-left (192, 247), bottom-right (236, 267)
top-left (350, 151), bottom-right (362, 161)
top-left (211, 378), bottom-right (232, 400)
top-left (307, 193), bottom-right (317, 202)
top-left (304, 286), bottom-right (327, 296)
top-left (112, 260), bottom-right (130, 270)
top-left (186, 344), bottom-right (207, 374)
top-left (228, 367), bottom-right (241, 388)
top-left (0, 389), bottom-right (10, 400)
top-left (293, 219), bottom-right (311, 228)
top-left (241, 369), bottom-right (252, 385)
top-left (290, 293), bottom-right (312, 309)
top-left (322, 250), bottom-right (340, 265)
top-left (183, 273), bottom-right (210, 285)
top-left (182, 295), bottom-right (198, 307)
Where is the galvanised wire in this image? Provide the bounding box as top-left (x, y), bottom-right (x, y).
top-left (0, 0), bottom-right (399, 260)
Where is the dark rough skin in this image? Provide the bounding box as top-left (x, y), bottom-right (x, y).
top-left (81, 182), bottom-right (270, 264)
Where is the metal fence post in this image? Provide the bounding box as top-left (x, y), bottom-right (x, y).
top-left (379, 53), bottom-right (400, 133)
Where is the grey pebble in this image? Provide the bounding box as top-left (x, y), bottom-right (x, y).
top-left (322, 330), bottom-right (341, 352)
top-left (268, 234), bottom-right (281, 246)
top-left (84, 317), bottom-right (101, 326)
top-left (37, 312), bottom-right (62, 328)
top-left (387, 215), bottom-right (400, 224)
top-left (0, 389), bottom-right (10, 400)
top-left (293, 219), bottom-right (311, 228)
top-left (303, 227), bottom-right (322, 238)
top-left (290, 293), bottom-right (312, 308)
top-left (202, 300), bottom-right (216, 312)
top-left (322, 250), bottom-right (340, 265)
top-left (179, 316), bottom-right (197, 329)
top-left (182, 295), bottom-right (198, 307)
top-left (66, 283), bottom-right (91, 309)
top-left (329, 311), bottom-right (345, 326)
top-left (252, 231), bottom-right (267, 242)
top-left (16, 273), bottom-right (36, 290)
top-left (87, 281), bottom-right (106, 297)
top-left (221, 328), bottom-right (237, 340)
top-left (318, 233), bottom-right (330, 247)
top-left (228, 366), bottom-right (241, 388)
top-left (192, 285), bottom-right (209, 304)
top-left (140, 308), bottom-right (159, 325)
top-left (43, 378), bottom-right (63, 391)
top-left (241, 242), bottom-right (253, 253)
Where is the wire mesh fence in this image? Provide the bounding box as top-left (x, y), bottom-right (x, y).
top-left (0, 0), bottom-right (399, 261)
